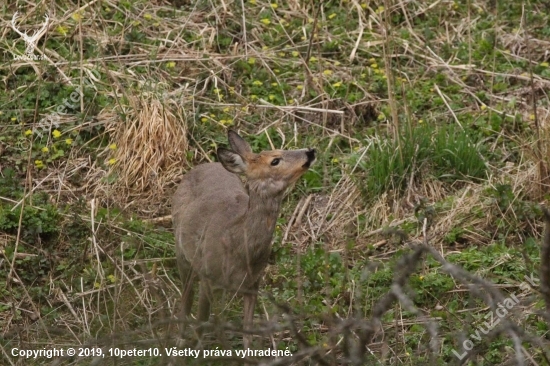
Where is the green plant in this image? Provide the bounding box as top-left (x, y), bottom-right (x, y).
top-left (352, 124), bottom-right (487, 200)
top-left (0, 197), bottom-right (60, 241)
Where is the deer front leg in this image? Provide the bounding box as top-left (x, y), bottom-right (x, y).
top-left (177, 256), bottom-right (195, 318)
top-left (243, 286), bottom-right (258, 349)
top-left (181, 269), bottom-right (195, 318)
top-left (197, 280), bottom-right (212, 340)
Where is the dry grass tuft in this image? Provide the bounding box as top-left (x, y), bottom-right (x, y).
top-left (102, 97), bottom-right (188, 212)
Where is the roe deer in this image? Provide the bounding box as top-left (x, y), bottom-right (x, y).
top-left (172, 130), bottom-right (315, 347)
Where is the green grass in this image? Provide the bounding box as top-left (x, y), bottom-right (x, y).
top-left (352, 124), bottom-right (487, 199)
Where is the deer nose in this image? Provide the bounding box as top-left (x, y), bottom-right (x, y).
top-left (306, 148), bottom-right (316, 162)
top-left (303, 148), bottom-right (316, 168)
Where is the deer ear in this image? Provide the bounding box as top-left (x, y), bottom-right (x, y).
top-left (217, 148), bottom-right (247, 174)
top-left (227, 130), bottom-right (252, 156)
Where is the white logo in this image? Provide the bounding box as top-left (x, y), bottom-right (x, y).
top-left (11, 12), bottom-right (49, 61)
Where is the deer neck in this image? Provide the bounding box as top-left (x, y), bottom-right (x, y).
top-left (243, 180), bottom-right (284, 262)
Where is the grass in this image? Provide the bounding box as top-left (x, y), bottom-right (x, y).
top-left (352, 123), bottom-right (488, 199)
top-left (1, 0), bottom-right (550, 365)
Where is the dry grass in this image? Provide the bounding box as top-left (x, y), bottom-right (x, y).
top-left (104, 96), bottom-right (188, 210)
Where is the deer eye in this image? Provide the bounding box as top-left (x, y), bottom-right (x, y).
top-left (271, 158), bottom-right (281, 166)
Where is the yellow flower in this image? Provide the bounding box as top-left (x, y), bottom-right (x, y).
top-left (332, 158), bottom-right (339, 163)
top-left (262, 45), bottom-right (269, 50)
top-left (332, 81), bottom-right (342, 87)
top-left (248, 57), bottom-right (256, 65)
top-left (334, 61), bottom-right (341, 66)
top-left (480, 104), bottom-right (487, 111)
top-left (65, 138), bottom-right (73, 145)
top-left (108, 274), bottom-right (116, 283)
top-left (323, 69), bottom-right (333, 76)
top-left (24, 129), bottom-right (33, 136)
top-left (271, 82), bottom-right (278, 86)
top-left (296, 85), bottom-right (303, 90)
top-left (288, 99), bottom-right (294, 104)
top-left (201, 117), bottom-right (208, 123)
top-left (361, 3), bottom-right (367, 9)
top-left (250, 94), bottom-right (258, 100)
top-left (310, 56), bottom-right (318, 62)
top-left (260, 18), bottom-right (271, 25)
top-left (56, 26), bottom-right (68, 36)
top-left (541, 62), bottom-right (549, 68)
top-left (328, 13), bottom-right (337, 19)
top-left (72, 12), bottom-right (83, 21)
top-left (109, 143), bottom-right (117, 150)
top-left (11, 117), bottom-right (17, 121)
top-left (144, 13), bottom-right (152, 20)
top-left (52, 129), bottom-right (61, 138)
top-left (375, 6), bottom-right (385, 13)
top-left (252, 80), bottom-right (263, 86)
top-left (370, 63), bottom-right (378, 69)
top-left (108, 158), bottom-right (117, 165)
top-left (166, 61), bottom-right (176, 68)
top-left (41, 147), bottom-right (49, 153)
top-left (270, 3), bottom-right (278, 9)
top-left (292, 51), bottom-right (299, 57)
top-left (268, 94), bottom-right (276, 100)
top-left (223, 107), bottom-right (230, 112)
top-left (419, 276), bottom-right (424, 280)
top-left (34, 160), bottom-right (44, 169)
top-left (278, 52), bottom-right (285, 57)
top-left (418, 119), bottom-right (424, 124)
top-left (529, 114), bottom-right (535, 121)
top-left (250, 0), bottom-right (256, 4)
